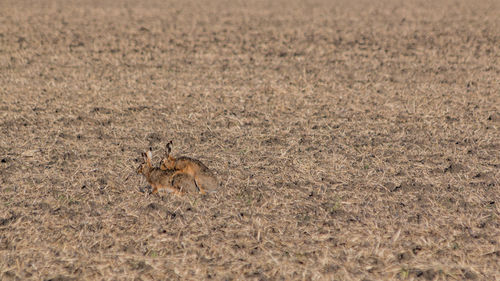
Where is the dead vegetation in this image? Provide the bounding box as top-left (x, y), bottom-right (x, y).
top-left (0, 0), bottom-right (499, 280)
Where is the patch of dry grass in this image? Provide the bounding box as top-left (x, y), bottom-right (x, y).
top-left (0, 0), bottom-right (499, 280)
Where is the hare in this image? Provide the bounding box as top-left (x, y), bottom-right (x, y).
top-left (137, 149), bottom-right (197, 195)
top-left (160, 141), bottom-right (218, 194)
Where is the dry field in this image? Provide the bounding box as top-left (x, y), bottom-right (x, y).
top-left (1, 0), bottom-right (499, 280)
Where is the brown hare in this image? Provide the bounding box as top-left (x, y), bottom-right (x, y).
top-left (160, 141), bottom-right (218, 194)
top-left (137, 149), bottom-right (197, 195)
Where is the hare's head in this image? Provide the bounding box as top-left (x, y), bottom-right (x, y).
top-left (161, 156), bottom-right (176, 170)
top-left (137, 150), bottom-right (153, 175)
top-left (160, 141), bottom-right (176, 170)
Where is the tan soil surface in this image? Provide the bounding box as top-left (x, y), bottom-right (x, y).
top-left (0, 0), bottom-right (499, 280)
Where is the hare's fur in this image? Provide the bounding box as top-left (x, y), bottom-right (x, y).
top-left (137, 150), bottom-right (197, 195)
top-left (160, 141), bottom-right (218, 194)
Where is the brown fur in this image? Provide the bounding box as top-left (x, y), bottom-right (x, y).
top-left (160, 142), bottom-right (218, 194)
top-left (137, 150), bottom-right (197, 195)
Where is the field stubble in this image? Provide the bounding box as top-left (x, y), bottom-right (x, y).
top-left (0, 0), bottom-right (499, 280)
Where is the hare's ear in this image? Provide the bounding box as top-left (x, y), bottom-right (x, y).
top-left (166, 141), bottom-right (173, 156)
top-left (146, 150), bottom-right (153, 161)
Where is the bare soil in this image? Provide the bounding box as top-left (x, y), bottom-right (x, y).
top-left (0, 0), bottom-right (499, 280)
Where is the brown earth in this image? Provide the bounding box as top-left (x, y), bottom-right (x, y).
top-left (0, 0), bottom-right (499, 280)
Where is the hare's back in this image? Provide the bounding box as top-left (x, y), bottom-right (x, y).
top-left (147, 168), bottom-right (170, 185)
top-left (177, 156), bottom-right (210, 171)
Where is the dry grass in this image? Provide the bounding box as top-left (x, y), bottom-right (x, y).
top-left (0, 0), bottom-right (499, 280)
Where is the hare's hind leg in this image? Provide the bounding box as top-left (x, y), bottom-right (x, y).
top-left (151, 184), bottom-right (159, 194)
top-left (172, 173), bottom-right (198, 194)
top-left (164, 184), bottom-right (185, 196)
top-left (193, 176), bottom-right (206, 195)
top-left (169, 170), bottom-right (186, 185)
top-left (172, 187), bottom-right (185, 196)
